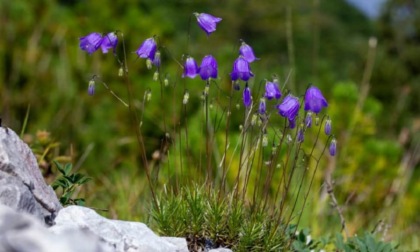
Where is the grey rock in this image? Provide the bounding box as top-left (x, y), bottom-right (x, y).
top-left (50, 205), bottom-right (189, 252)
top-left (208, 248), bottom-right (233, 252)
top-left (0, 204), bottom-right (110, 252)
top-left (0, 127), bottom-right (61, 224)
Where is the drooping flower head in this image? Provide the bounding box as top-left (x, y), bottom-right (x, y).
top-left (101, 32), bottom-right (118, 54)
top-left (243, 86), bottom-right (252, 107)
top-left (193, 13), bottom-right (222, 36)
top-left (136, 37), bottom-right (157, 60)
top-left (264, 81), bottom-right (281, 100)
top-left (304, 85), bottom-right (328, 114)
top-left (230, 57), bottom-right (254, 82)
top-left (79, 32), bottom-right (103, 54)
top-left (329, 138), bottom-right (337, 156)
top-left (199, 55), bottom-right (218, 80)
top-left (276, 94), bottom-right (300, 128)
top-left (258, 98), bottom-right (266, 114)
top-left (239, 41), bottom-right (259, 63)
top-left (325, 118), bottom-right (332, 135)
top-left (182, 56), bottom-right (199, 79)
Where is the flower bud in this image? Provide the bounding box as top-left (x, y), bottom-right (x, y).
top-left (146, 59), bottom-right (153, 69)
top-left (329, 138), bottom-right (337, 156)
top-left (325, 118), bottom-right (332, 135)
top-left (262, 134), bottom-right (268, 147)
top-left (183, 91), bottom-right (190, 105)
top-left (118, 67), bottom-right (124, 77)
top-left (153, 71), bottom-right (159, 81)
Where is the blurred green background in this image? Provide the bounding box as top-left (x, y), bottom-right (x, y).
top-left (1, 0), bottom-right (419, 249)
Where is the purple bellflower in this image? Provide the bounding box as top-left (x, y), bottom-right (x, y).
top-left (325, 118), bottom-right (332, 135)
top-left (258, 98), bottom-right (266, 114)
top-left (230, 57), bottom-right (254, 81)
top-left (239, 41), bottom-right (259, 63)
top-left (194, 13), bottom-right (222, 36)
top-left (182, 56), bottom-right (199, 78)
top-left (264, 81), bottom-right (281, 100)
top-left (329, 138), bottom-right (337, 156)
top-left (79, 32), bottom-right (103, 54)
top-left (243, 86), bottom-right (252, 107)
top-left (100, 32), bottom-right (118, 54)
top-left (304, 86), bottom-right (328, 114)
top-left (136, 37), bottom-right (157, 60)
top-left (277, 95), bottom-right (300, 128)
top-left (199, 55), bottom-right (218, 80)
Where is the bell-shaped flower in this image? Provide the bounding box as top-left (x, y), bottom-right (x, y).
top-left (194, 13), bottom-right (222, 36)
top-left (101, 32), bottom-right (118, 54)
top-left (239, 41), bottom-right (259, 63)
top-left (136, 37), bottom-right (157, 61)
top-left (304, 86), bottom-right (328, 114)
top-left (182, 56), bottom-right (199, 79)
top-left (264, 81), bottom-right (281, 100)
top-left (79, 32), bottom-right (103, 54)
top-left (258, 98), bottom-right (266, 114)
top-left (199, 55), bottom-right (218, 80)
top-left (243, 86), bottom-right (252, 107)
top-left (276, 95), bottom-right (300, 128)
top-left (230, 57), bottom-right (254, 82)
top-left (325, 118), bottom-right (332, 135)
top-left (329, 138), bottom-right (337, 156)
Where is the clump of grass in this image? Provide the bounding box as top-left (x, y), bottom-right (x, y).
top-left (151, 185), bottom-right (289, 251)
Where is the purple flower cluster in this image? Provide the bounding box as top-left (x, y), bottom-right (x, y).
top-left (79, 32), bottom-right (118, 54)
top-left (182, 55), bottom-right (218, 81)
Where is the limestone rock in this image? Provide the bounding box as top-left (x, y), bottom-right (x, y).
top-left (0, 204), bottom-right (110, 252)
top-left (0, 127), bottom-right (61, 224)
top-left (50, 205), bottom-right (189, 252)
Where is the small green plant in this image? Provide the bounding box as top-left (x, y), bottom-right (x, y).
top-left (51, 161), bottom-right (91, 206)
top-left (334, 232), bottom-right (398, 252)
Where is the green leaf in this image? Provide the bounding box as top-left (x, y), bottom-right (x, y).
top-left (54, 161), bottom-right (65, 175)
top-left (74, 198), bottom-right (85, 206)
top-left (63, 163), bottom-right (73, 176)
top-left (77, 176), bottom-right (92, 185)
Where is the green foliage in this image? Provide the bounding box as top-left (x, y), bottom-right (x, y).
top-left (52, 161), bottom-right (91, 206)
top-left (334, 232), bottom-right (397, 252)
